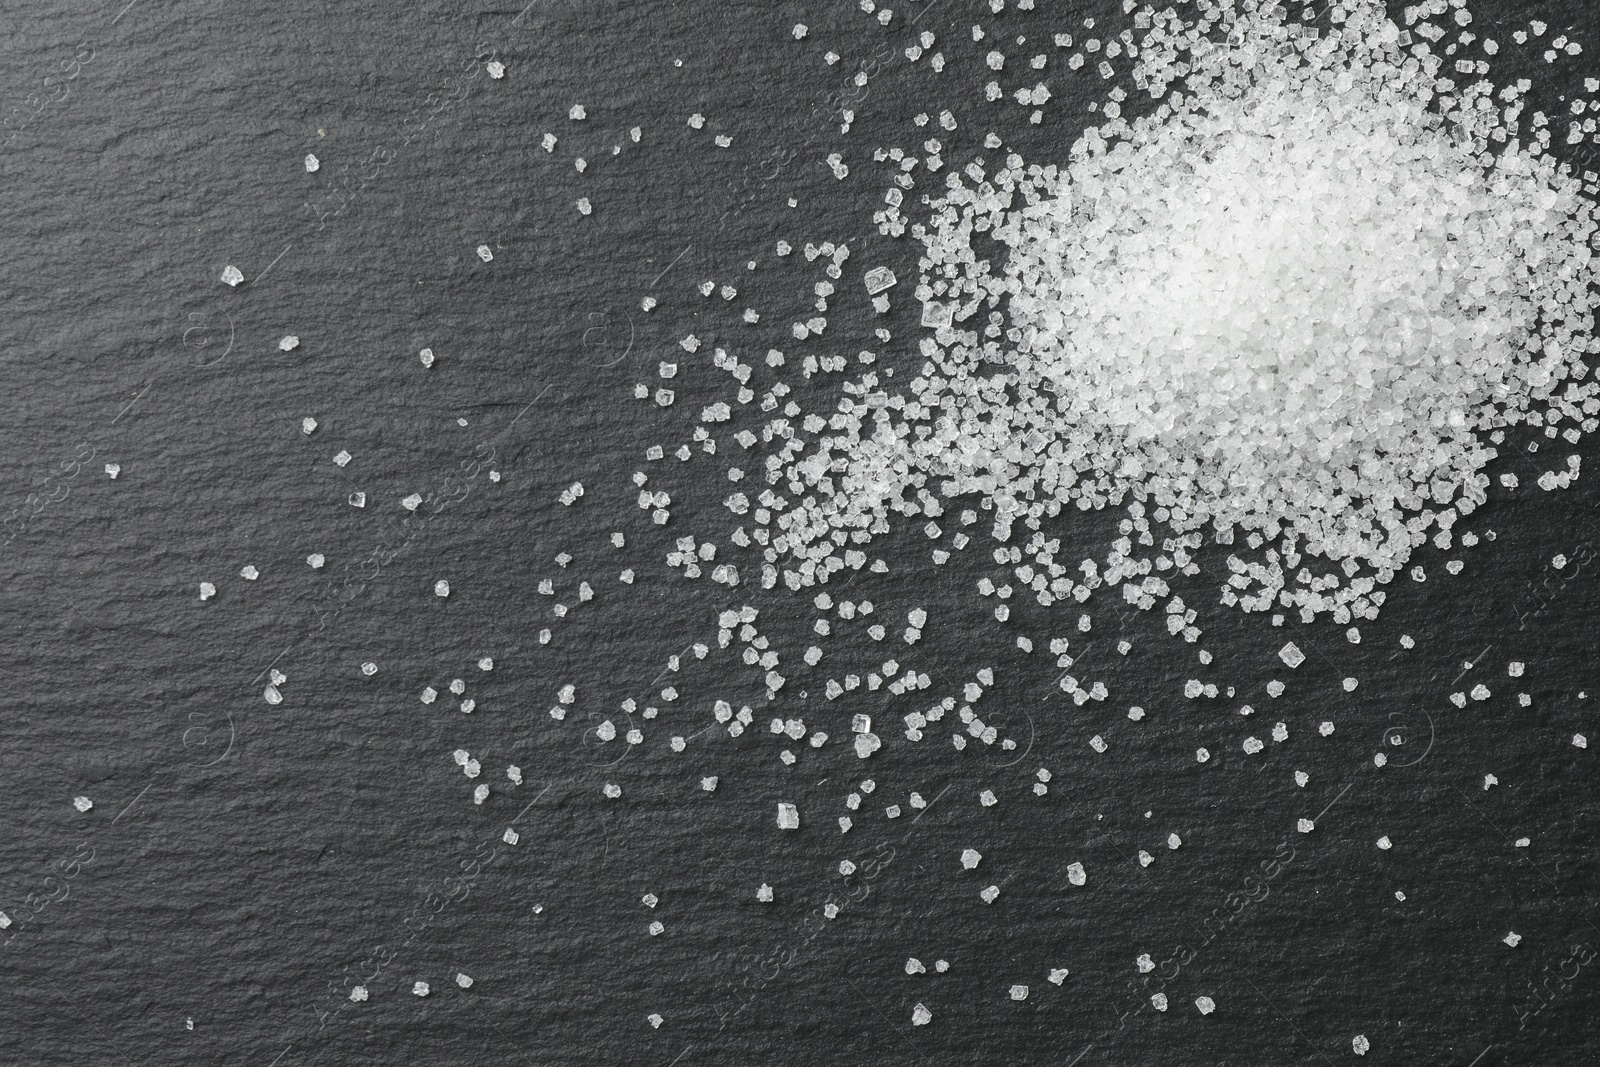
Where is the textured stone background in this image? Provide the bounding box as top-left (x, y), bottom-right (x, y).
top-left (0, 1), bottom-right (1597, 1065)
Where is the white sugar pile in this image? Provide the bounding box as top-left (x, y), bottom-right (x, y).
top-left (783, 0), bottom-right (1600, 622)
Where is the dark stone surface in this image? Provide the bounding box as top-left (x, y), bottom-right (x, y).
top-left (0, 2), bottom-right (1597, 1065)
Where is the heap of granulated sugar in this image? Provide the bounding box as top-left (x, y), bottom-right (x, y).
top-left (782, 0), bottom-right (1600, 621)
